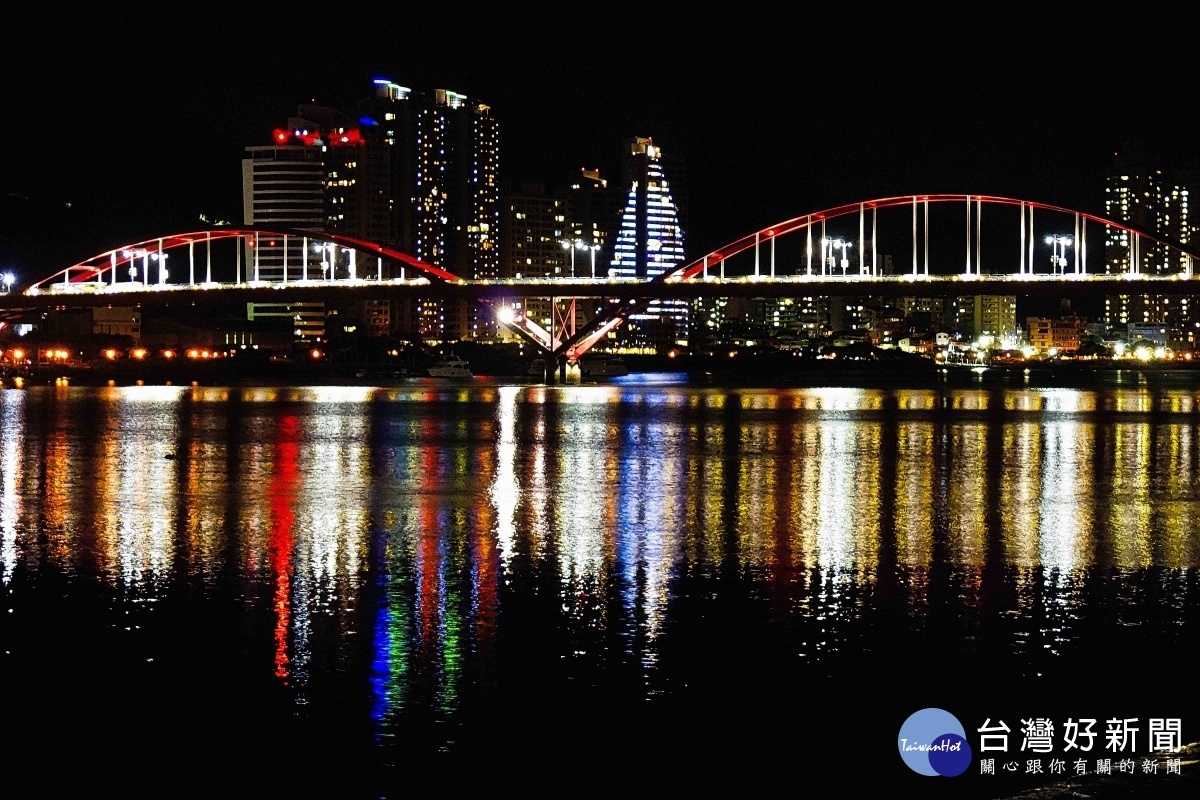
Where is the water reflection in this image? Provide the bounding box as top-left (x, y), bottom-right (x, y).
top-left (2, 382), bottom-right (1198, 776)
top-left (0, 390), bottom-right (24, 583)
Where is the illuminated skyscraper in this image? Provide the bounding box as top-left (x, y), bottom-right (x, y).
top-left (242, 132), bottom-right (332, 341)
top-left (355, 82), bottom-right (500, 343)
top-left (608, 137), bottom-right (687, 351)
top-left (1104, 145), bottom-right (1194, 347)
top-left (246, 80), bottom-right (500, 345)
top-left (496, 178), bottom-right (570, 339)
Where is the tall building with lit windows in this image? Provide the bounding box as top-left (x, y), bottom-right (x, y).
top-left (496, 170), bottom-right (620, 346)
top-left (942, 294), bottom-right (1018, 345)
top-left (354, 82), bottom-right (500, 343)
top-left (1104, 145), bottom-right (1194, 347)
top-left (497, 179), bottom-right (570, 340)
top-left (247, 80), bottom-right (500, 345)
top-left (242, 135), bottom-right (331, 341)
top-left (608, 137), bottom-right (687, 352)
top-left (568, 168), bottom-right (620, 276)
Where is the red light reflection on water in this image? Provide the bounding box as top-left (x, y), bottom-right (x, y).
top-left (269, 414), bottom-right (300, 681)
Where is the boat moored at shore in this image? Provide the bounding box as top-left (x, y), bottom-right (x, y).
top-left (427, 353), bottom-right (473, 378)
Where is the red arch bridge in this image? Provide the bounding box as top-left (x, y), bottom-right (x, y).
top-left (6, 194), bottom-right (1199, 369)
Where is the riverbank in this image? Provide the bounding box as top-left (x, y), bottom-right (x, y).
top-left (8, 353), bottom-right (1200, 390)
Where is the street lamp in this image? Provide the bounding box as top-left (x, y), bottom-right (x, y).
top-left (151, 252), bottom-right (168, 284)
top-left (315, 242), bottom-right (334, 280)
top-left (1, 272), bottom-right (14, 294)
top-left (589, 241), bottom-right (599, 279)
top-left (1045, 234), bottom-right (1072, 274)
top-left (824, 237), bottom-right (851, 275)
top-left (123, 249), bottom-right (142, 283)
top-left (561, 238), bottom-right (587, 278)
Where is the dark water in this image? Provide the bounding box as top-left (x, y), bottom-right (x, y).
top-left (1, 379), bottom-right (1197, 797)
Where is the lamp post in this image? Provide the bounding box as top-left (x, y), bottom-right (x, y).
top-left (319, 242), bottom-right (334, 280)
top-left (1045, 234), bottom-right (1072, 274)
top-left (824, 237), bottom-right (851, 275)
top-left (820, 237), bottom-right (849, 275)
top-left (561, 238), bottom-right (587, 278)
top-left (1, 272), bottom-right (14, 294)
top-left (152, 252), bottom-right (168, 285)
top-left (124, 248), bottom-right (143, 283)
top-left (589, 242), bottom-right (599, 279)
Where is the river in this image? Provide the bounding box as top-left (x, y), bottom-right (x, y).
top-left (0, 378), bottom-right (1196, 797)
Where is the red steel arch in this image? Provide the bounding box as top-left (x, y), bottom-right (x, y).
top-left (23, 195), bottom-right (1200, 366)
top-left (669, 194), bottom-right (1200, 281)
top-left (29, 225), bottom-right (463, 289)
top-left (557, 194), bottom-right (1200, 358)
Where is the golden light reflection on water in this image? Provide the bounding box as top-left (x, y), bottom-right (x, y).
top-left (491, 386), bottom-right (520, 565)
top-left (5, 383), bottom-right (1200, 735)
top-left (0, 391), bottom-right (24, 583)
top-left (1037, 420), bottom-right (1093, 571)
top-left (1156, 424), bottom-right (1200, 566)
top-left (895, 424), bottom-right (935, 567)
top-left (947, 424), bottom-right (988, 567)
top-left (1109, 423), bottom-right (1154, 568)
top-left (1002, 424), bottom-right (1042, 566)
top-left (91, 387), bottom-right (184, 590)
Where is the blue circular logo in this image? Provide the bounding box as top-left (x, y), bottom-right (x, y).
top-left (898, 708), bottom-right (972, 777)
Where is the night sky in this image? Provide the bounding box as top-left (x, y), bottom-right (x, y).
top-left (4, 8), bottom-right (1197, 309)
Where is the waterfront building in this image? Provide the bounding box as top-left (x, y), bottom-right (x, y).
top-left (1104, 144), bottom-right (1194, 347)
top-left (1124, 322), bottom-right (1170, 346)
top-left (241, 140), bottom-right (328, 340)
top-left (944, 294), bottom-right (1019, 347)
top-left (496, 179), bottom-right (570, 341)
top-left (1026, 311), bottom-right (1086, 355)
top-left (607, 137), bottom-right (688, 352)
top-left (567, 167), bottom-right (619, 278)
top-left (495, 169), bottom-right (621, 347)
top-left (349, 81), bottom-right (499, 343)
top-left (246, 80), bottom-right (500, 345)
top-left (893, 295), bottom-right (945, 333)
top-left (92, 306), bottom-right (141, 341)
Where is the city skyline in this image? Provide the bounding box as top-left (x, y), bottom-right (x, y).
top-left (5, 10), bottom-right (1198, 286)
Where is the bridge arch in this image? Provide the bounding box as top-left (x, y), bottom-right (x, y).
top-left (26, 225), bottom-right (462, 293)
top-left (558, 194), bottom-right (1200, 358)
top-left (17, 195), bottom-right (1200, 374)
top-left (668, 194), bottom-right (1200, 282)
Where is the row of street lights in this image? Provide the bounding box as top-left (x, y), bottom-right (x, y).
top-left (821, 237), bottom-right (852, 275)
top-left (561, 238), bottom-right (600, 278)
top-left (815, 234), bottom-right (1074, 275)
top-left (14, 225), bottom-right (1082, 294)
top-left (1046, 233), bottom-right (1073, 273)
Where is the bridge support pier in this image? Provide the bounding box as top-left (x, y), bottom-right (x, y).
top-left (564, 358), bottom-right (581, 385)
top-left (543, 356), bottom-right (581, 385)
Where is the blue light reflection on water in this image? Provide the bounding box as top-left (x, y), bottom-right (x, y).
top-left (0, 383), bottom-right (1197, 794)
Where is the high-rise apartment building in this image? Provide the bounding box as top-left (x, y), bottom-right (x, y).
top-left (608, 137), bottom-right (687, 352)
top-left (567, 168), bottom-right (620, 279)
top-left (496, 179), bottom-right (570, 340)
top-left (496, 169), bottom-right (621, 347)
top-left (945, 294), bottom-right (1018, 346)
top-left (353, 82), bottom-right (500, 343)
top-left (1104, 145), bottom-right (1194, 347)
top-left (241, 137), bottom-right (330, 340)
top-left (245, 79), bottom-right (500, 345)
